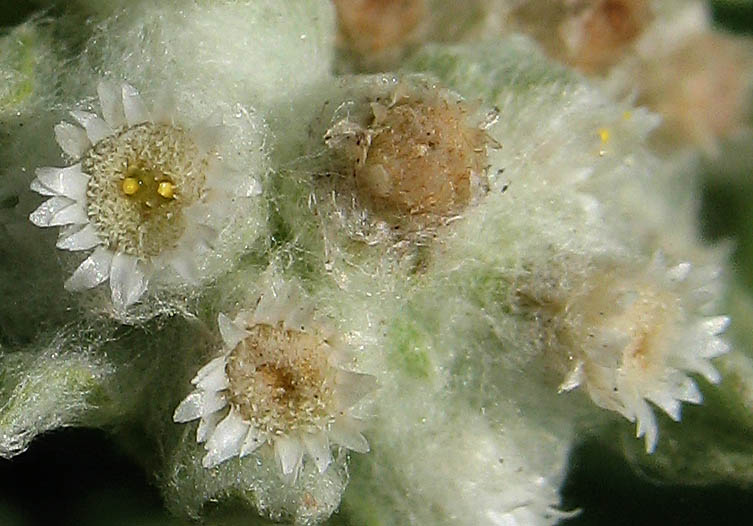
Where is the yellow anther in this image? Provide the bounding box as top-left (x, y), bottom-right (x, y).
top-left (122, 177), bottom-right (140, 196)
top-left (598, 128), bottom-right (610, 144)
top-left (622, 110), bottom-right (632, 121)
top-left (157, 181), bottom-right (175, 199)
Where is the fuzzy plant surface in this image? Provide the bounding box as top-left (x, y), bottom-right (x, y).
top-left (1, 1), bottom-right (753, 525)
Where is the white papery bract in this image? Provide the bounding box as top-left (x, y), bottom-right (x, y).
top-left (29, 80), bottom-right (259, 311)
top-left (173, 281), bottom-right (375, 476)
top-left (559, 253), bottom-right (730, 452)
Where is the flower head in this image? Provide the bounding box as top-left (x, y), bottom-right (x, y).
top-left (325, 81), bottom-right (491, 239)
top-left (174, 281), bottom-right (375, 476)
top-left (29, 81), bottom-right (257, 310)
top-left (558, 253), bottom-right (729, 452)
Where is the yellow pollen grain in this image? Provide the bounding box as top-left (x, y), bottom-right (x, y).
top-left (598, 128), bottom-right (611, 144)
top-left (622, 110), bottom-right (632, 121)
top-left (122, 177), bottom-right (140, 196)
top-left (157, 181), bottom-right (175, 199)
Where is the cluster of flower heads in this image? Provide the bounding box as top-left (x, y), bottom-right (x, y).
top-left (557, 252), bottom-right (729, 452)
top-left (29, 81), bottom-right (257, 311)
top-left (23, 74), bottom-right (732, 477)
top-left (173, 280), bottom-right (375, 475)
top-left (508, 0), bottom-right (753, 152)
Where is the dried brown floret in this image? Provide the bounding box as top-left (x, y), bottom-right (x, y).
top-left (326, 85), bottom-right (491, 233)
top-left (561, 0), bottom-right (652, 73)
top-left (509, 0), bottom-right (652, 74)
top-left (333, 0), bottom-right (427, 69)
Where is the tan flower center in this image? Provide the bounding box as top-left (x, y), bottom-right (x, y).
top-left (226, 323), bottom-right (335, 435)
top-left (82, 123), bottom-right (207, 259)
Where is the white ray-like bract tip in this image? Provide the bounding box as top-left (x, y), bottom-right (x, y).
top-left (121, 83), bottom-right (150, 127)
top-left (64, 246), bottom-right (113, 292)
top-left (195, 360), bottom-right (230, 392)
top-left (56, 224), bottom-right (101, 251)
top-left (274, 434), bottom-right (305, 476)
top-left (240, 427), bottom-right (264, 457)
top-left (196, 410), bottom-right (223, 444)
top-left (70, 110), bottom-right (113, 143)
top-left (29, 196), bottom-right (75, 227)
top-left (218, 313), bottom-right (250, 350)
top-left (330, 416), bottom-right (370, 454)
top-left (168, 251), bottom-right (201, 284)
top-left (173, 391), bottom-right (205, 423)
top-left (34, 164), bottom-right (88, 201)
top-left (203, 409), bottom-right (248, 468)
top-left (97, 80), bottom-right (126, 129)
top-left (48, 201), bottom-right (87, 227)
top-left (302, 432), bottom-right (332, 474)
top-left (54, 122), bottom-right (90, 158)
top-left (192, 356), bottom-right (227, 385)
top-left (109, 253), bottom-right (147, 310)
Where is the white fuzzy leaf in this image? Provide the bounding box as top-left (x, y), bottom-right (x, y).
top-left (700, 337), bottom-right (730, 359)
top-left (700, 316), bottom-right (730, 337)
top-left (666, 262), bottom-right (691, 283)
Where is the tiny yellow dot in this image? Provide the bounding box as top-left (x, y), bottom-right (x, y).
top-left (622, 110), bottom-right (632, 121)
top-left (157, 181), bottom-right (175, 199)
top-left (598, 128), bottom-right (610, 144)
top-left (122, 177), bottom-right (140, 196)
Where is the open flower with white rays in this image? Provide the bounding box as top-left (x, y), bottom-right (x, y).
top-left (173, 281), bottom-right (376, 476)
top-left (558, 252), bottom-right (730, 453)
top-left (28, 81), bottom-right (261, 311)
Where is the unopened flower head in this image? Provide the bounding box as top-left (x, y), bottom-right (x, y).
top-left (325, 82), bottom-right (490, 237)
top-left (28, 81), bottom-right (257, 310)
top-left (174, 280), bottom-right (375, 476)
top-left (557, 253), bottom-right (729, 452)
